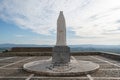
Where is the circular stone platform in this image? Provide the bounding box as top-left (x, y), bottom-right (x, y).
top-left (23, 57), bottom-right (99, 76)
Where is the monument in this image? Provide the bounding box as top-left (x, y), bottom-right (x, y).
top-left (23, 11), bottom-right (100, 76)
top-left (52, 11), bottom-right (70, 65)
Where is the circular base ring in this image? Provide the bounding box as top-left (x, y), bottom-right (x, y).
top-left (23, 58), bottom-right (99, 76)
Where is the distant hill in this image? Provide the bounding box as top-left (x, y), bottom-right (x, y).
top-left (69, 45), bottom-right (120, 54)
top-left (69, 44), bottom-right (120, 48)
top-left (0, 43), bottom-right (120, 48)
top-left (0, 43), bottom-right (53, 48)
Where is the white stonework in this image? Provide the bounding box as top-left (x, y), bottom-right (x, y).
top-left (56, 11), bottom-right (66, 46)
top-left (23, 57), bottom-right (100, 76)
top-left (23, 11), bottom-right (100, 76)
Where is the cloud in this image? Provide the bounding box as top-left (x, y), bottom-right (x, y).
top-left (116, 20), bottom-right (120, 23)
top-left (1, 0), bottom-right (120, 44)
top-left (0, 0), bottom-right (93, 36)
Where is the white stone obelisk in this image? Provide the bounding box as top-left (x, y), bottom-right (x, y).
top-left (23, 11), bottom-right (99, 75)
top-left (56, 11), bottom-right (66, 46)
top-left (52, 11), bottom-right (70, 65)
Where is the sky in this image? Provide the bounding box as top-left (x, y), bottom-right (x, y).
top-left (0, 0), bottom-right (120, 45)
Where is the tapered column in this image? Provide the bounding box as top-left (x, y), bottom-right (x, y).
top-left (56, 11), bottom-right (66, 46)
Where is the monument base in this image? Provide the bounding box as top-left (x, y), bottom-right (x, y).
top-left (52, 46), bottom-right (70, 65)
top-left (23, 56), bottom-right (99, 76)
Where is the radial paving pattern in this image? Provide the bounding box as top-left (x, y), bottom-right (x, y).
top-left (0, 55), bottom-right (120, 80)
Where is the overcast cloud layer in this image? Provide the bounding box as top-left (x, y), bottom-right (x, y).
top-left (0, 0), bottom-right (120, 44)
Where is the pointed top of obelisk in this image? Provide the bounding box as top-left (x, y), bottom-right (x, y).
top-left (60, 11), bottom-right (63, 14)
top-left (58, 11), bottom-right (65, 21)
top-left (58, 11), bottom-right (64, 18)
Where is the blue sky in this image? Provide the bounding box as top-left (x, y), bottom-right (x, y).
top-left (0, 0), bottom-right (120, 45)
top-left (0, 19), bottom-right (56, 44)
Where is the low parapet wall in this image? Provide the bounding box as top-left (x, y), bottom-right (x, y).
top-left (1, 47), bottom-right (120, 61)
top-left (100, 52), bottom-right (120, 61)
top-left (9, 47), bottom-right (52, 52)
top-left (0, 51), bottom-right (120, 61)
top-left (0, 51), bottom-right (101, 57)
top-left (0, 52), bottom-right (52, 56)
top-left (71, 52), bottom-right (101, 55)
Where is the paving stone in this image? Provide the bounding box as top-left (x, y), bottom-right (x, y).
top-left (0, 69), bottom-right (31, 76)
top-left (0, 78), bottom-right (25, 80)
top-left (0, 57), bottom-right (27, 63)
top-left (91, 70), bottom-right (120, 77)
top-left (99, 64), bottom-right (120, 69)
top-left (0, 63), bottom-right (11, 67)
top-left (92, 61), bottom-right (107, 64)
top-left (0, 57), bottom-right (8, 60)
top-left (74, 56), bottom-right (97, 61)
top-left (94, 78), bottom-right (120, 80)
top-left (5, 57), bottom-right (51, 68)
top-left (31, 77), bottom-right (89, 80)
top-left (0, 55), bottom-right (119, 80)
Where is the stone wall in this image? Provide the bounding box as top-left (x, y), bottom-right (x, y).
top-left (9, 47), bottom-right (52, 52)
top-left (100, 52), bottom-right (120, 61)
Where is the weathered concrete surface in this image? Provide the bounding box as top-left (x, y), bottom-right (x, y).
top-left (23, 56), bottom-right (99, 76)
top-left (0, 55), bottom-right (120, 80)
top-left (52, 46), bottom-right (70, 65)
